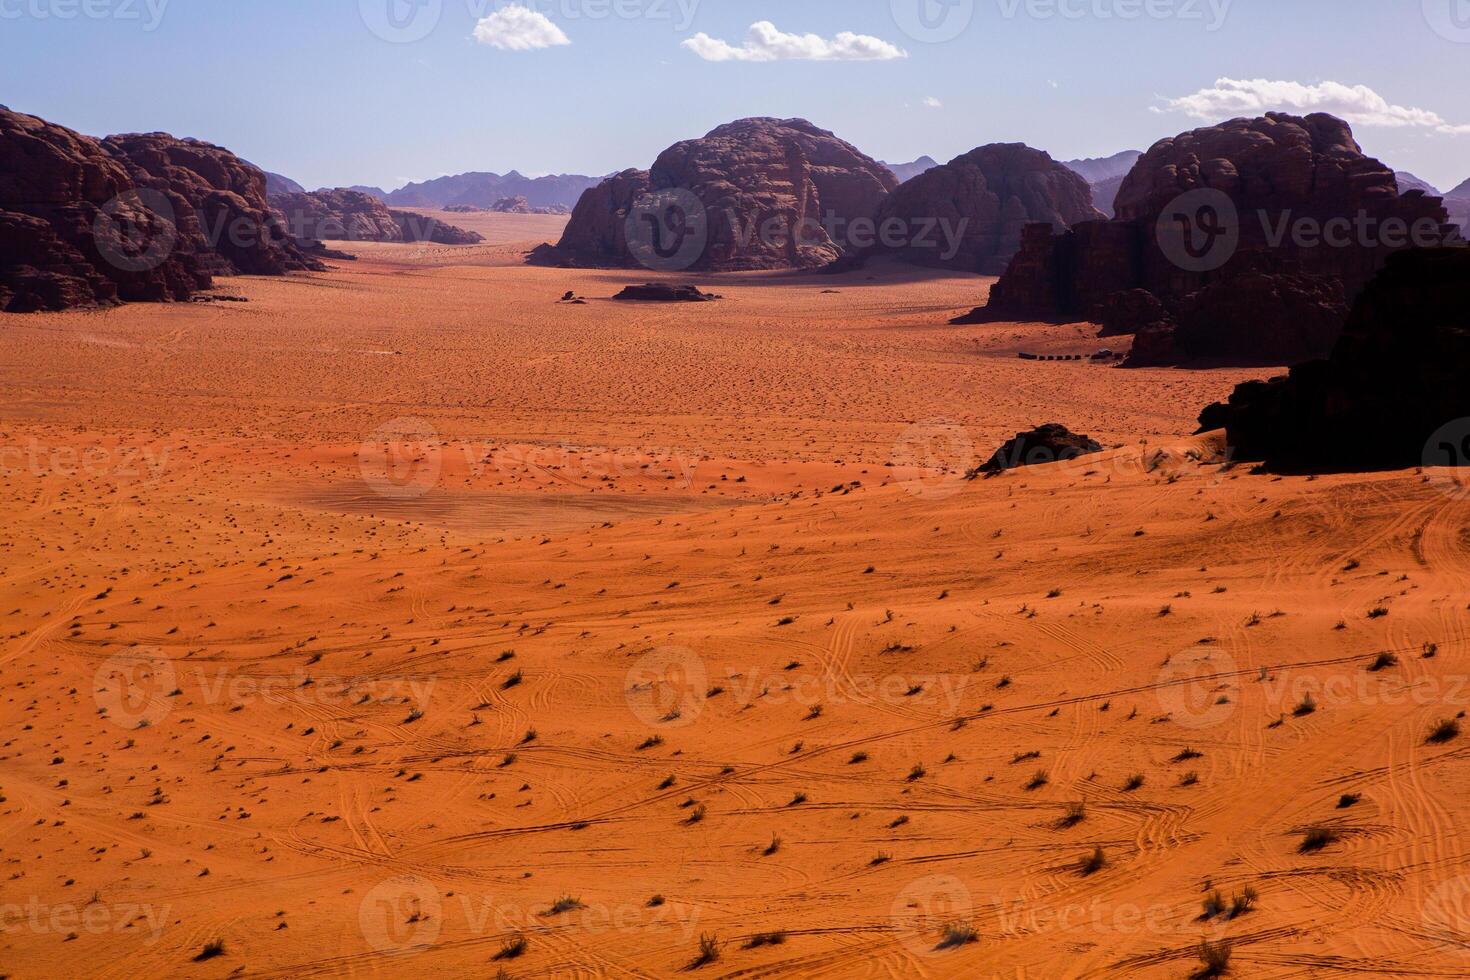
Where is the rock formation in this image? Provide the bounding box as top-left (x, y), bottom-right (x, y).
top-left (869, 144), bottom-right (1103, 273)
top-left (269, 188), bottom-right (484, 245)
top-left (971, 424), bottom-right (1103, 475)
top-left (100, 131), bottom-right (323, 278)
top-left (612, 283), bottom-right (720, 302)
top-left (969, 114), bottom-right (1459, 365)
top-left (530, 118), bottom-right (898, 272)
top-left (271, 188), bottom-right (402, 242)
top-left (4, 106), bottom-right (273, 312)
top-left (1197, 247), bottom-right (1470, 471)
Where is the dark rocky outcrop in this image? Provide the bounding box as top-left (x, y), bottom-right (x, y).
top-left (612, 283), bottom-right (720, 302)
top-left (530, 118), bottom-right (897, 272)
top-left (2, 107), bottom-right (208, 311)
top-left (101, 131), bottom-right (323, 278)
top-left (1198, 247), bottom-right (1470, 471)
top-left (867, 144), bottom-right (1103, 274)
top-left (969, 114), bottom-right (1459, 365)
top-left (971, 423), bottom-right (1103, 474)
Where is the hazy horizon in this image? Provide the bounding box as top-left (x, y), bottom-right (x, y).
top-left (3, 0), bottom-right (1469, 192)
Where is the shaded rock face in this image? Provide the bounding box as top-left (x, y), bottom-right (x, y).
top-left (1, 107), bottom-right (213, 311)
top-left (268, 189), bottom-right (484, 245)
top-left (1198, 248), bottom-right (1470, 471)
top-left (978, 114), bottom-right (1458, 364)
top-left (101, 132), bottom-right (323, 279)
top-left (532, 118), bottom-right (897, 272)
top-left (1094, 288), bottom-right (1172, 338)
top-left (528, 168), bottom-right (652, 268)
top-left (972, 423), bottom-right (1103, 474)
top-left (869, 144), bottom-right (1103, 274)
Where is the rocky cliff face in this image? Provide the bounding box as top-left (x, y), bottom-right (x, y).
top-left (531, 118), bottom-right (897, 272)
top-left (1198, 247), bottom-right (1470, 471)
top-left (974, 114), bottom-right (1457, 365)
top-left (101, 132), bottom-right (323, 278)
top-left (1, 107), bottom-right (209, 311)
top-left (869, 143), bottom-right (1102, 273)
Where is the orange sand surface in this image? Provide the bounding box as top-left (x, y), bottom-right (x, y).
top-left (3, 218), bottom-right (1469, 977)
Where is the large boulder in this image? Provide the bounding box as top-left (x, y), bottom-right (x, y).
top-left (867, 144), bottom-right (1103, 273)
top-left (530, 118), bottom-right (898, 272)
top-left (1, 106), bottom-right (211, 311)
top-left (1197, 247), bottom-right (1470, 471)
top-left (973, 113), bottom-right (1458, 364)
top-left (972, 423), bottom-right (1103, 475)
top-left (100, 131), bottom-right (323, 278)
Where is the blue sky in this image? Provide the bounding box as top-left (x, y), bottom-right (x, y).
top-left (3, 0), bottom-right (1468, 191)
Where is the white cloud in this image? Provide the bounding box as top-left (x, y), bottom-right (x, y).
top-left (922, 96), bottom-right (943, 108)
top-left (472, 5), bottom-right (570, 51)
top-left (682, 21), bottom-right (906, 62)
top-left (1161, 78), bottom-right (1470, 135)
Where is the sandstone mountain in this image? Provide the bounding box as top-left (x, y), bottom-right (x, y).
top-left (531, 118), bottom-right (898, 272)
top-left (1198, 247), bottom-right (1470, 470)
top-left (268, 188), bottom-right (484, 245)
top-left (1, 106), bottom-right (322, 312)
top-left (882, 155), bottom-right (940, 183)
top-left (102, 131), bottom-right (324, 280)
top-left (867, 143), bottom-right (1103, 273)
top-left (974, 113), bottom-right (1457, 365)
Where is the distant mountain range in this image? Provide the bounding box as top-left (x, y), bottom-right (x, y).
top-left (1062, 150), bottom-right (1142, 185)
top-left (260, 170), bottom-right (601, 211)
top-left (882, 156), bottom-right (940, 183)
top-left (1395, 171), bottom-right (1441, 196)
top-left (1060, 151), bottom-right (1142, 217)
top-left (370, 172), bottom-right (601, 210)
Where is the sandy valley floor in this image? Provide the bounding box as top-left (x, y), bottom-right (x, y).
top-left (3, 214), bottom-right (1470, 978)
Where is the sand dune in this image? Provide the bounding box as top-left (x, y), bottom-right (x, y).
top-left (2, 219), bottom-right (1468, 977)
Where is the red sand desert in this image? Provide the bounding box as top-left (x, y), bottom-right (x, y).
top-left (4, 216), bottom-right (1470, 977)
